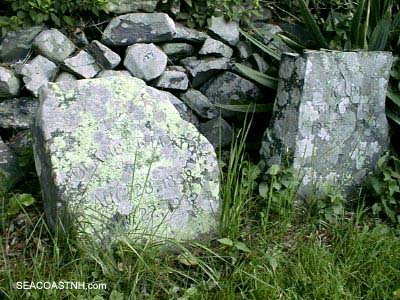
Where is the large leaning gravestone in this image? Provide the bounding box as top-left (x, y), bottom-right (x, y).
top-left (260, 50), bottom-right (392, 199)
top-left (32, 77), bottom-right (220, 243)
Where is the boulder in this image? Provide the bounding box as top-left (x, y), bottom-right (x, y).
top-left (0, 26), bottom-right (44, 63)
top-left (63, 50), bottom-right (101, 79)
top-left (96, 70), bottom-right (132, 78)
top-left (153, 70), bottom-right (189, 90)
top-left (102, 13), bottom-right (176, 46)
top-left (199, 117), bottom-right (233, 149)
top-left (124, 43), bottom-right (167, 81)
top-left (0, 67), bottom-right (21, 98)
top-left (199, 38), bottom-right (233, 58)
top-left (0, 97), bottom-right (38, 129)
top-left (20, 55), bottom-right (58, 97)
top-left (181, 56), bottom-right (231, 87)
top-left (88, 40), bottom-right (121, 70)
top-left (32, 77), bottom-right (219, 242)
top-left (208, 16), bottom-right (239, 46)
top-left (55, 72), bottom-right (78, 83)
top-left (180, 89), bottom-right (218, 119)
top-left (200, 71), bottom-right (262, 117)
top-left (173, 23), bottom-right (208, 43)
top-left (160, 43), bottom-right (196, 63)
top-left (260, 50), bottom-right (392, 200)
top-left (106, 0), bottom-right (158, 14)
top-left (33, 29), bottom-right (76, 63)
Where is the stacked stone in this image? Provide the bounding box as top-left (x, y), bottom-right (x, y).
top-left (0, 7), bottom-right (268, 185)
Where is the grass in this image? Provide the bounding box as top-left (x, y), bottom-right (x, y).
top-left (1, 129), bottom-right (400, 299)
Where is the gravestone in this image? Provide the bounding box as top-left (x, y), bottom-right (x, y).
top-left (260, 50), bottom-right (392, 199)
top-left (32, 77), bottom-right (220, 243)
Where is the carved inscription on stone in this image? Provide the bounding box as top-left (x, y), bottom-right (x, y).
top-left (260, 50), bottom-right (392, 199)
top-left (33, 77), bottom-right (220, 243)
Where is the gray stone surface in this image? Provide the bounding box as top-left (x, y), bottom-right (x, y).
top-left (0, 138), bottom-right (23, 186)
top-left (33, 29), bottom-right (76, 63)
top-left (96, 70), bottom-right (132, 78)
top-left (0, 26), bottom-right (44, 63)
top-left (20, 55), bottom-right (58, 97)
top-left (102, 13), bottom-right (176, 46)
top-left (199, 38), bottom-right (233, 58)
top-left (200, 71), bottom-right (262, 117)
top-left (63, 50), bottom-right (101, 79)
top-left (124, 43), bottom-right (167, 81)
top-left (260, 51), bottom-right (392, 200)
top-left (0, 97), bottom-right (38, 129)
top-left (199, 117), bottom-right (233, 149)
top-left (0, 67), bottom-right (21, 98)
top-left (7, 130), bottom-right (33, 156)
top-left (236, 41), bottom-right (254, 59)
top-left (156, 89), bottom-right (200, 128)
top-left (181, 56), bottom-right (231, 87)
top-left (180, 89), bottom-right (218, 119)
top-left (254, 24), bottom-right (291, 56)
top-left (55, 72), bottom-right (78, 83)
top-left (160, 43), bottom-right (196, 63)
top-left (106, 0), bottom-right (158, 14)
top-left (33, 77), bottom-right (219, 242)
top-left (174, 23), bottom-right (208, 43)
top-left (153, 70), bottom-right (189, 90)
top-left (208, 16), bottom-right (239, 46)
top-left (167, 65), bottom-right (186, 72)
top-left (88, 40), bottom-right (121, 70)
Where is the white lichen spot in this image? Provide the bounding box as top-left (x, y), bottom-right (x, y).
top-left (338, 98), bottom-right (350, 114)
top-left (302, 101), bottom-right (319, 122)
top-left (318, 128), bottom-right (330, 141)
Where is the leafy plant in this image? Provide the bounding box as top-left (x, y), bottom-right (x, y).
top-left (369, 152), bottom-right (400, 225)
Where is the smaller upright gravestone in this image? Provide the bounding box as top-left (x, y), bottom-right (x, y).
top-left (260, 50), bottom-right (392, 199)
top-left (33, 77), bottom-right (220, 243)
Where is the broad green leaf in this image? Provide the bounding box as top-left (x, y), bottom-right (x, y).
top-left (234, 63), bottom-right (278, 89)
top-left (214, 103), bottom-right (273, 113)
top-left (218, 238), bottom-right (234, 246)
top-left (297, 0), bottom-right (329, 49)
top-left (240, 29), bottom-right (281, 61)
top-left (276, 32), bottom-right (305, 53)
top-left (17, 193), bottom-right (35, 206)
top-left (386, 110), bottom-right (400, 126)
top-left (63, 16), bottom-right (75, 26)
top-left (267, 164), bottom-right (281, 176)
top-left (259, 182), bottom-right (269, 198)
top-left (178, 252), bottom-right (198, 266)
top-left (234, 242), bottom-right (251, 253)
top-left (387, 90), bottom-right (400, 107)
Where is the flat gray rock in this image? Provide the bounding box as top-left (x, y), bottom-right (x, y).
top-left (33, 29), bottom-right (76, 63)
top-left (153, 70), bottom-right (189, 90)
top-left (0, 97), bottom-right (38, 129)
top-left (106, 0), bottom-right (158, 14)
top-left (174, 23), bottom-right (208, 43)
top-left (200, 71), bottom-right (262, 117)
top-left (88, 40), bottom-right (121, 70)
top-left (181, 56), bottom-right (231, 87)
top-left (236, 41), bottom-right (254, 59)
top-left (0, 67), bottom-right (21, 98)
top-left (199, 38), bottom-right (233, 58)
top-left (33, 77), bottom-right (219, 242)
top-left (251, 53), bottom-right (269, 73)
top-left (20, 55), bottom-right (58, 97)
top-left (199, 117), bottom-right (233, 149)
top-left (96, 70), bottom-right (132, 78)
top-left (0, 138), bottom-right (23, 186)
top-left (160, 43), bottom-right (196, 63)
top-left (124, 43), bottom-right (167, 81)
top-left (208, 16), bottom-right (239, 46)
top-left (102, 13), bottom-right (176, 46)
top-left (55, 72), bottom-right (78, 83)
top-left (260, 51), bottom-right (392, 200)
top-left (180, 89), bottom-right (218, 119)
top-left (63, 50), bottom-right (101, 79)
top-left (0, 26), bottom-right (44, 63)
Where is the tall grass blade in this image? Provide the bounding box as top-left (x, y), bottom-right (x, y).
top-left (297, 0), bottom-right (329, 49)
top-left (351, 0), bottom-right (366, 48)
top-left (277, 32), bottom-right (306, 52)
top-left (214, 103), bottom-right (273, 113)
top-left (240, 29), bottom-right (281, 61)
top-left (369, 19), bottom-right (391, 50)
top-left (234, 63), bottom-right (278, 89)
